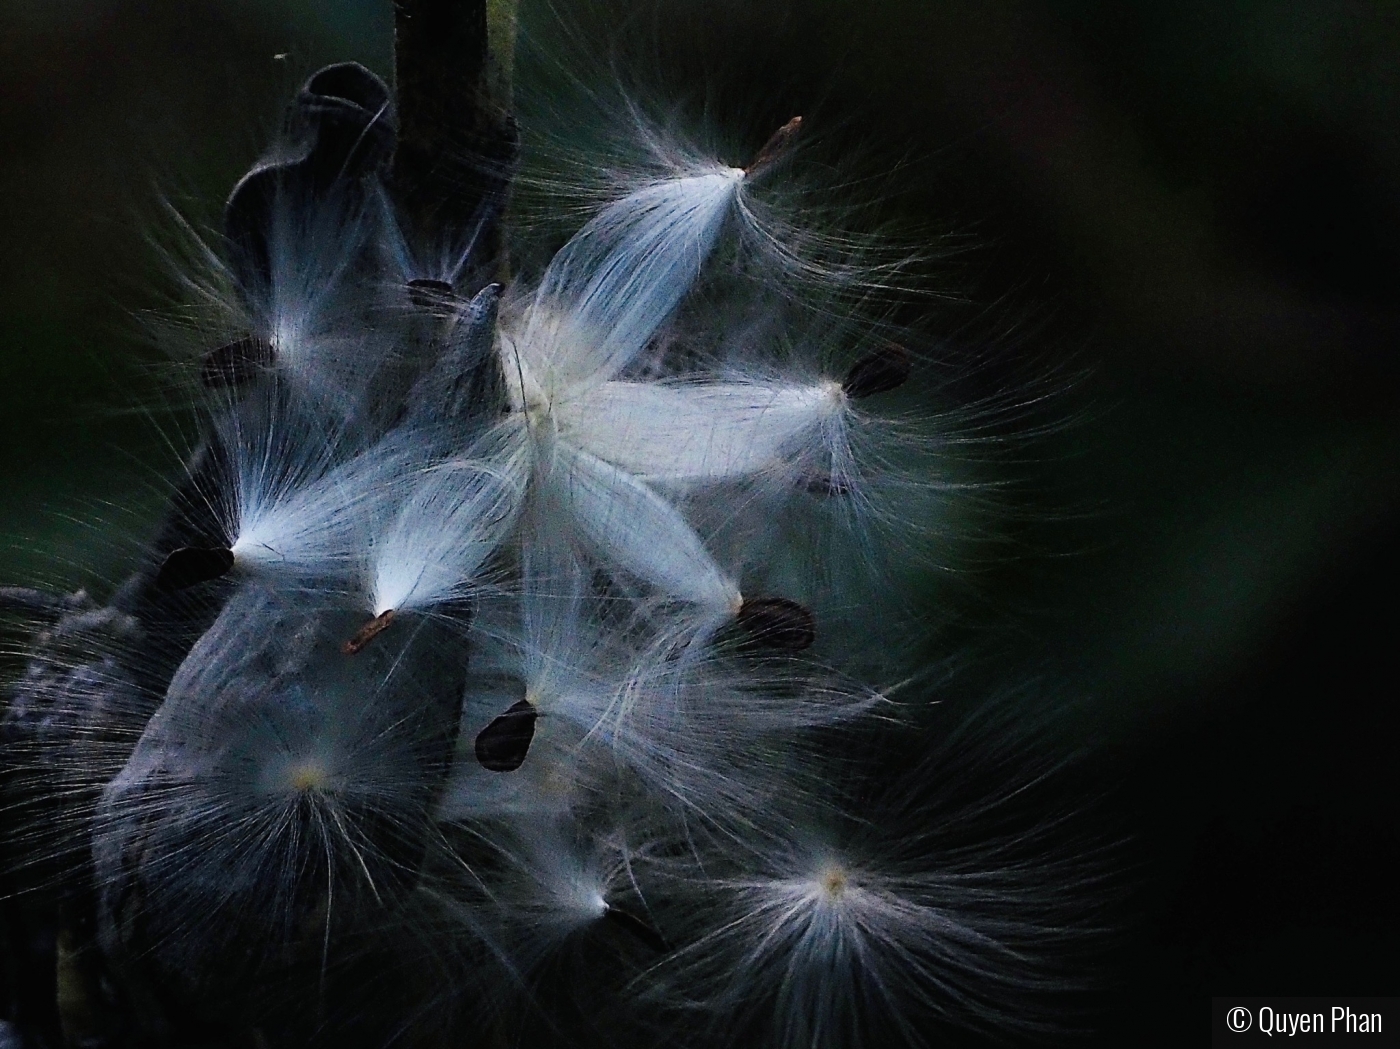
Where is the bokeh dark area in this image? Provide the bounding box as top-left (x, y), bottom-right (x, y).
top-left (1, 0), bottom-right (1396, 1044)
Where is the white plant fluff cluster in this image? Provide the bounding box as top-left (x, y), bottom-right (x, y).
top-left (0, 61), bottom-right (1098, 1049)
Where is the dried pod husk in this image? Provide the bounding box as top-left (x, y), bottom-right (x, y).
top-left (91, 585), bottom-right (469, 1027)
top-left (224, 63), bottom-right (395, 302)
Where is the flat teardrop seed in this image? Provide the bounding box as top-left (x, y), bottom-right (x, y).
top-left (603, 905), bottom-right (670, 952)
top-left (201, 336), bottom-right (274, 388)
top-left (474, 699), bottom-right (539, 772)
top-left (407, 278), bottom-right (458, 313)
top-left (736, 597), bottom-right (816, 651)
top-left (156, 547), bottom-right (234, 591)
top-left (745, 115), bottom-right (803, 176)
top-left (842, 344), bottom-right (912, 399)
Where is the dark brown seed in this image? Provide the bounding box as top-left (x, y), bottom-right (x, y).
top-left (736, 597), bottom-right (816, 651)
top-left (156, 547), bottom-right (234, 591)
top-left (745, 115), bottom-right (803, 177)
top-left (802, 472), bottom-right (852, 498)
top-left (842, 344), bottom-right (912, 399)
top-left (201, 336), bottom-right (274, 388)
top-left (474, 699), bottom-right (539, 772)
top-left (407, 278), bottom-right (458, 314)
top-left (602, 904), bottom-right (669, 953)
top-left (342, 609), bottom-right (397, 655)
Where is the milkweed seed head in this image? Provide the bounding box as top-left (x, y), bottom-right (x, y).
top-left (1, 32), bottom-right (1102, 1049)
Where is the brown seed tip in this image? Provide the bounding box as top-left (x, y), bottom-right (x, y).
top-left (406, 278), bottom-right (458, 314)
top-left (342, 609), bottom-right (397, 655)
top-left (201, 336), bottom-right (274, 389)
top-left (736, 597), bottom-right (816, 651)
top-left (156, 547), bottom-right (235, 591)
top-left (744, 116), bottom-right (803, 177)
top-left (842, 344), bottom-right (913, 399)
top-left (474, 699), bottom-right (539, 772)
top-left (602, 904), bottom-right (670, 953)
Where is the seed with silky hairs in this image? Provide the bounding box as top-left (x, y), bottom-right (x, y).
top-left (602, 904), bottom-right (669, 953)
top-left (474, 699), bottom-right (539, 771)
top-left (341, 609), bottom-right (395, 655)
top-left (155, 547), bottom-right (234, 591)
top-left (736, 597), bottom-right (817, 651)
top-left (406, 278), bottom-right (458, 314)
top-left (200, 336), bottom-right (274, 388)
top-left (842, 344), bottom-right (913, 399)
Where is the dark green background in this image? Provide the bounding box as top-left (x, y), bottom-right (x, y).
top-left (2, 0), bottom-right (1396, 1042)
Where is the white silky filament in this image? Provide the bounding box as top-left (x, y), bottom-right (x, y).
top-left (366, 451), bottom-right (522, 616)
top-left (520, 167), bottom-right (745, 390)
top-left (557, 378), bottom-right (849, 484)
top-left (209, 386), bottom-right (384, 588)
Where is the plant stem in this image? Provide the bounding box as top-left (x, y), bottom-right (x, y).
top-left (391, 0), bottom-right (519, 266)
